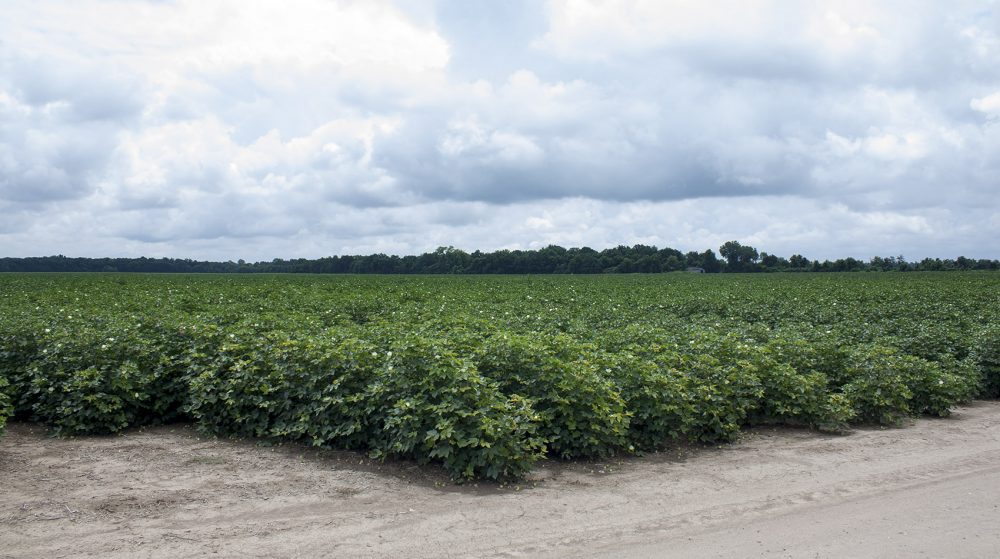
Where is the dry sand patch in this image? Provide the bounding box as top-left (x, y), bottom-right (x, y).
top-left (2, 402), bottom-right (999, 558)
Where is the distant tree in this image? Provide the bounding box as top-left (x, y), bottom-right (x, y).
top-left (870, 256), bottom-right (891, 271)
top-left (788, 254), bottom-right (810, 269)
top-left (636, 254), bottom-right (660, 273)
top-left (760, 252), bottom-right (779, 269)
top-left (663, 255), bottom-right (683, 272)
top-left (684, 251), bottom-right (702, 268)
top-left (701, 249), bottom-right (722, 273)
top-left (2, 247), bottom-right (996, 275)
top-left (719, 241), bottom-right (760, 272)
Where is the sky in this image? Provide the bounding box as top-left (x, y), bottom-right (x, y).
top-left (1, 0), bottom-right (999, 262)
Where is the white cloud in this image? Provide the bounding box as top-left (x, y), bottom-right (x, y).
top-left (539, 0), bottom-right (797, 58)
top-left (0, 0), bottom-right (998, 260)
top-left (825, 131), bottom-right (862, 157)
top-left (439, 116), bottom-right (544, 166)
top-left (972, 91), bottom-right (1000, 116)
top-left (6, 0), bottom-right (449, 74)
top-left (537, 0), bottom-right (901, 71)
top-left (863, 131), bottom-right (929, 161)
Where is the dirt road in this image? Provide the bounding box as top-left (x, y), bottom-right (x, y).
top-left (3, 402), bottom-right (999, 558)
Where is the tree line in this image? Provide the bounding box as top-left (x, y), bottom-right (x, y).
top-left (1, 241), bottom-right (997, 274)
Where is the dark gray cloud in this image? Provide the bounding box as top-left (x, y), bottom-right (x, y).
top-left (8, 56), bottom-right (144, 123)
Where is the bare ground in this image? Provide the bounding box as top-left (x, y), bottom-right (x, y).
top-left (2, 401), bottom-right (999, 558)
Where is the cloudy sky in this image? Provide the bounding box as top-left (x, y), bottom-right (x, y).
top-left (2, 0), bottom-right (999, 261)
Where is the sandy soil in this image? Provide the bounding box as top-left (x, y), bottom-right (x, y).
top-left (2, 401), bottom-right (999, 559)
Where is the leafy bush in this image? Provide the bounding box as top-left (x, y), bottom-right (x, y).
top-left (669, 351), bottom-right (763, 442)
top-left (765, 330), bottom-right (849, 385)
top-left (757, 335), bottom-right (854, 429)
top-left (0, 375), bottom-right (11, 438)
top-left (973, 325), bottom-right (1000, 398)
top-left (364, 338), bottom-right (546, 479)
top-left (276, 337), bottom-right (383, 448)
top-left (905, 356), bottom-right (978, 416)
top-left (841, 346), bottom-right (917, 424)
top-left (0, 328), bottom-right (41, 417)
top-left (595, 351), bottom-right (691, 450)
top-left (473, 334), bottom-right (630, 458)
top-left (186, 330), bottom-right (321, 440)
top-left (20, 325), bottom-right (183, 436)
top-left (185, 333), bottom-right (545, 480)
top-left (754, 364), bottom-right (853, 430)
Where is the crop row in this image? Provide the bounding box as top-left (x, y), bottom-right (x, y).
top-left (1, 273), bottom-right (998, 479)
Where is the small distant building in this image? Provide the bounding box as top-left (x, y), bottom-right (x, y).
top-left (686, 267), bottom-right (705, 273)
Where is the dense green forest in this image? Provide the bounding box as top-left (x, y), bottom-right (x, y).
top-left (2, 241), bottom-right (998, 274)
